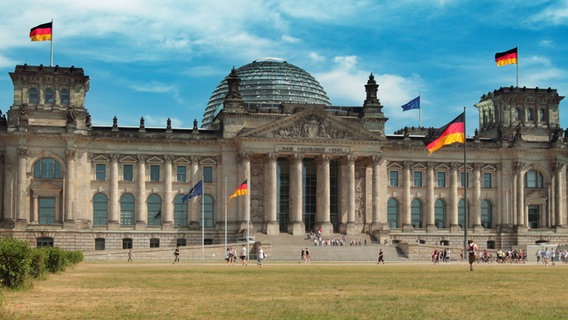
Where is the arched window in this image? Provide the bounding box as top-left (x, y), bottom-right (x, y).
top-left (525, 170), bottom-right (543, 188)
top-left (33, 158), bottom-right (62, 179)
top-left (44, 88), bottom-right (54, 104)
top-left (147, 194), bottom-right (162, 226)
top-left (481, 199), bottom-right (492, 229)
top-left (93, 193), bottom-right (108, 226)
top-left (514, 108), bottom-right (521, 121)
top-left (203, 195), bottom-right (215, 227)
top-left (173, 194), bottom-right (188, 226)
top-left (29, 87), bottom-right (39, 104)
top-left (434, 199), bottom-right (446, 228)
top-left (539, 109), bottom-right (546, 122)
top-left (526, 108), bottom-right (533, 121)
top-left (387, 198), bottom-right (400, 228)
top-left (60, 88), bottom-right (70, 105)
top-left (411, 198), bottom-right (423, 228)
top-left (120, 194), bottom-right (135, 225)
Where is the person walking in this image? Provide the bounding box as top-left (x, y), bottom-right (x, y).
top-left (257, 247), bottom-right (265, 267)
top-left (240, 244), bottom-right (248, 267)
top-left (467, 239), bottom-right (479, 271)
top-left (173, 247), bottom-right (180, 264)
top-left (378, 249), bottom-right (384, 264)
top-left (127, 250), bottom-right (132, 262)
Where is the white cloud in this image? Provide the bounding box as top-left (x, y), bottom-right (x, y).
top-left (129, 82), bottom-right (176, 94)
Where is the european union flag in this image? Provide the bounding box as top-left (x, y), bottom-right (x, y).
top-left (183, 180), bottom-right (203, 202)
top-left (401, 96), bottom-right (420, 111)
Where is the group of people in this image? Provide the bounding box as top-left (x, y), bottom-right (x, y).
top-left (225, 245), bottom-right (266, 267)
top-left (300, 248), bottom-right (311, 263)
top-left (536, 247), bottom-right (568, 266)
top-left (431, 248), bottom-right (452, 264)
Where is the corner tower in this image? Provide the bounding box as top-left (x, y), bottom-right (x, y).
top-left (7, 64), bottom-right (91, 134)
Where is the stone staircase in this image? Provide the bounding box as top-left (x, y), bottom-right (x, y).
top-left (254, 233), bottom-right (409, 262)
top-left (82, 233), bottom-right (410, 263)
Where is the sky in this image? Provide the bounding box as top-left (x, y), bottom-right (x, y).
top-left (1, 0), bottom-right (568, 136)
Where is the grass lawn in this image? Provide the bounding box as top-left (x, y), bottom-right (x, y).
top-left (1, 261), bottom-right (567, 320)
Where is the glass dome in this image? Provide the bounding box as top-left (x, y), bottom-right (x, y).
top-left (201, 58), bottom-right (331, 128)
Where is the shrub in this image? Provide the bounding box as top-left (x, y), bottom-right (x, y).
top-left (65, 251), bottom-right (84, 265)
top-left (45, 247), bottom-right (67, 273)
top-left (0, 238), bottom-right (32, 289)
top-left (29, 248), bottom-right (48, 280)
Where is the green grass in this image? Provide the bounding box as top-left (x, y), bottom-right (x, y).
top-left (2, 262), bottom-right (567, 319)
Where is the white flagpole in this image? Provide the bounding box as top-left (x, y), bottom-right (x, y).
top-left (246, 180), bottom-right (250, 261)
top-left (516, 44), bottom-right (519, 87)
top-left (49, 19), bottom-right (54, 67)
top-left (418, 94), bottom-right (422, 128)
top-left (224, 176), bottom-right (227, 254)
top-left (201, 176), bottom-right (205, 261)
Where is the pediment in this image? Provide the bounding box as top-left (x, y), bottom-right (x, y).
top-left (239, 106), bottom-right (378, 141)
top-left (525, 190), bottom-right (547, 203)
top-left (31, 181), bottom-right (62, 196)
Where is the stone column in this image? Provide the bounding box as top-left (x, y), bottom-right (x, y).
top-left (317, 154), bottom-right (333, 235)
top-left (136, 155), bottom-right (146, 226)
top-left (554, 162), bottom-right (566, 228)
top-left (65, 150), bottom-right (76, 223)
top-left (345, 154), bottom-right (359, 234)
top-left (515, 161), bottom-right (526, 227)
top-left (289, 154), bottom-right (305, 235)
top-left (371, 156), bottom-right (381, 228)
top-left (449, 162), bottom-right (459, 232)
top-left (31, 195), bottom-right (38, 223)
top-left (402, 161), bottom-right (412, 230)
top-left (189, 156), bottom-right (200, 226)
top-left (109, 154), bottom-right (119, 225)
top-left (426, 162), bottom-right (435, 231)
top-left (163, 156), bottom-right (173, 227)
top-left (472, 164), bottom-right (482, 230)
top-left (265, 152), bottom-right (280, 235)
top-left (16, 147), bottom-right (28, 223)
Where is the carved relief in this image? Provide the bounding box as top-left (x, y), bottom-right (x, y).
top-left (274, 115), bottom-right (353, 139)
top-left (355, 164), bottom-right (366, 223)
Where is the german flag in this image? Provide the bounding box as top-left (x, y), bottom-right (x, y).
top-left (424, 113), bottom-right (465, 154)
top-left (30, 22), bottom-right (52, 41)
top-left (229, 179), bottom-right (248, 201)
top-left (495, 47), bottom-right (517, 66)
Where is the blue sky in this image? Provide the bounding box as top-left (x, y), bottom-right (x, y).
top-left (1, 0), bottom-right (567, 135)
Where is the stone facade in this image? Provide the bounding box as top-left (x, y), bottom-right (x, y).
top-left (0, 64), bottom-right (567, 252)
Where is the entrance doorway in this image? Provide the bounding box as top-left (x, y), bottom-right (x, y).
top-left (528, 205), bottom-right (540, 228)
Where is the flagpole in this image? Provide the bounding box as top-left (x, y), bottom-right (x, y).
top-left (419, 94), bottom-right (422, 128)
top-left (463, 107), bottom-right (468, 252)
top-left (224, 176), bottom-right (227, 254)
top-left (201, 175), bottom-right (205, 261)
top-left (50, 18), bottom-right (54, 67)
top-left (246, 180), bottom-right (250, 261)
top-left (516, 44), bottom-right (519, 87)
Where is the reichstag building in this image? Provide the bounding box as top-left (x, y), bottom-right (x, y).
top-left (0, 58), bottom-right (566, 251)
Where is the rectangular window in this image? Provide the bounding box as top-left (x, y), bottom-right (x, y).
top-left (203, 166), bottom-right (213, 183)
top-left (123, 164), bottom-right (133, 181)
top-left (150, 238), bottom-right (160, 248)
top-left (483, 173), bottom-right (492, 188)
top-left (460, 172), bottom-right (469, 187)
top-left (95, 238), bottom-right (105, 251)
top-left (122, 238), bottom-right (133, 249)
top-left (177, 166), bottom-right (187, 182)
top-left (150, 165), bottom-right (160, 182)
top-left (176, 238), bottom-right (187, 247)
top-left (38, 197), bottom-right (56, 224)
top-left (437, 172), bottom-right (446, 187)
top-left (413, 171), bottom-right (423, 187)
top-left (95, 164), bottom-right (106, 181)
top-left (389, 170), bottom-right (399, 187)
